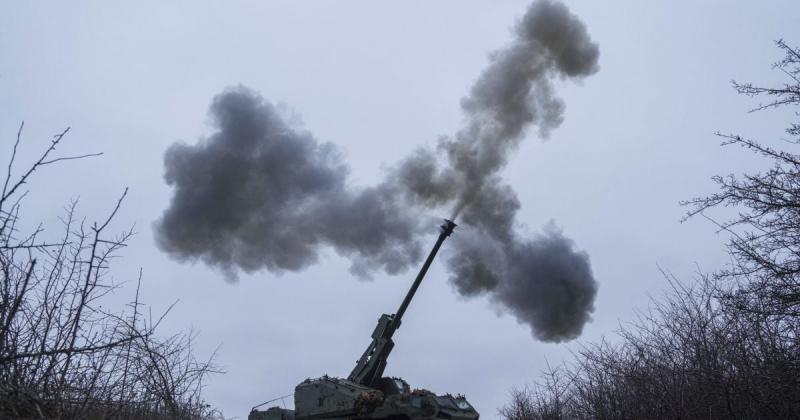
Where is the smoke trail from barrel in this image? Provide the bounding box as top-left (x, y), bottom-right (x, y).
top-left (155, 0), bottom-right (599, 341)
top-left (390, 0), bottom-right (599, 340)
top-left (393, 0), bottom-right (599, 216)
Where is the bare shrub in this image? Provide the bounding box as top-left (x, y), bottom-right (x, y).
top-left (0, 124), bottom-right (222, 419)
top-left (501, 275), bottom-right (800, 419)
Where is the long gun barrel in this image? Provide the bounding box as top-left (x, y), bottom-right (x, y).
top-left (391, 219), bottom-right (456, 331)
top-left (348, 219), bottom-right (457, 387)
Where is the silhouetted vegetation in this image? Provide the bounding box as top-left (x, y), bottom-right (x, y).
top-left (0, 126), bottom-right (222, 419)
top-left (502, 40), bottom-right (800, 419)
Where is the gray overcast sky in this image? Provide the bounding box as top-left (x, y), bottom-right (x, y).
top-left (2, 1), bottom-right (799, 418)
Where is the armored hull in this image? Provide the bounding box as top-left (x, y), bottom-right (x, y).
top-left (250, 376), bottom-right (478, 420)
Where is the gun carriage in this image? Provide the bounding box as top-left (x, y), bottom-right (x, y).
top-left (250, 220), bottom-right (479, 420)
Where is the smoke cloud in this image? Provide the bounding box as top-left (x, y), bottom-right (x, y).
top-left (155, 89), bottom-right (424, 279)
top-left (155, 0), bottom-right (599, 341)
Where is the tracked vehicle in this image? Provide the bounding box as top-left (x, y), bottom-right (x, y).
top-left (250, 219), bottom-right (479, 420)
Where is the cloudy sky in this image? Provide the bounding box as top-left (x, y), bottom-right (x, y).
top-left (2, 1), bottom-right (799, 418)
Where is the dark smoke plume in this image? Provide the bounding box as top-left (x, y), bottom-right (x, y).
top-left (156, 0), bottom-right (599, 341)
top-left (155, 88), bottom-right (424, 279)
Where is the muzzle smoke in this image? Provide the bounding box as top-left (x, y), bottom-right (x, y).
top-left (156, 0), bottom-right (599, 342)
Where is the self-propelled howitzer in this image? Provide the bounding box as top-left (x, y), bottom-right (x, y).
top-left (250, 219), bottom-right (479, 420)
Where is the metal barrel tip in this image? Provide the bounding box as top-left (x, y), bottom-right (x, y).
top-left (441, 219), bottom-right (457, 237)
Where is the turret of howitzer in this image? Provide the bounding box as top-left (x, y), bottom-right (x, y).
top-left (250, 219), bottom-right (479, 420)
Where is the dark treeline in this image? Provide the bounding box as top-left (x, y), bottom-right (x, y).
top-left (0, 129), bottom-right (221, 418)
top-left (502, 40), bottom-right (800, 419)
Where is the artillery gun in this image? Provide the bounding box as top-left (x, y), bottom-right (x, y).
top-left (250, 219), bottom-right (479, 420)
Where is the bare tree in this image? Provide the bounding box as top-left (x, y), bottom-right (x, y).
top-left (683, 40), bottom-right (800, 318)
top-left (0, 124), bottom-right (222, 419)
